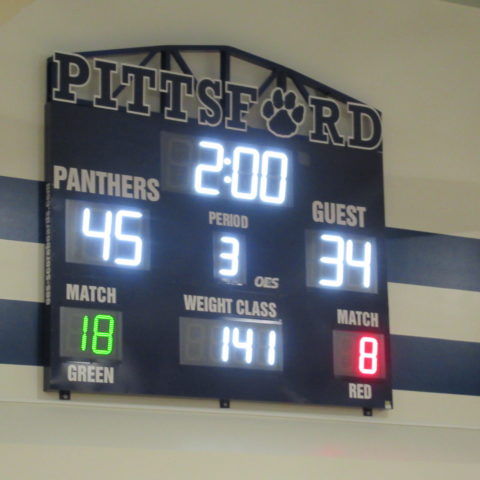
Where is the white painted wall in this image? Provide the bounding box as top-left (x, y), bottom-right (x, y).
top-left (0, 1), bottom-right (479, 478)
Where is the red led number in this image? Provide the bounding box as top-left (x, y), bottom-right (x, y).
top-left (358, 336), bottom-right (379, 375)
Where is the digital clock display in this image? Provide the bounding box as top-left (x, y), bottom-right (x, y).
top-left (45, 49), bottom-right (392, 410)
top-left (160, 132), bottom-right (292, 206)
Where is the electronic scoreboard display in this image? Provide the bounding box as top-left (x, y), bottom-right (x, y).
top-left (44, 48), bottom-right (392, 409)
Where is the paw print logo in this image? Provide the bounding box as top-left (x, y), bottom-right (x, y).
top-left (261, 88), bottom-right (305, 138)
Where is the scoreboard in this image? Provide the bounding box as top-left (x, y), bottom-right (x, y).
top-left (44, 47), bottom-right (392, 409)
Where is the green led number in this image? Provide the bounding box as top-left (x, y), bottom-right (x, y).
top-left (81, 315), bottom-right (89, 351)
top-left (80, 314), bottom-right (116, 356)
top-left (92, 314), bottom-right (115, 355)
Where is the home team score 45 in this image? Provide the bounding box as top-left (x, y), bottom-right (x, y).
top-left (45, 46), bottom-right (392, 410)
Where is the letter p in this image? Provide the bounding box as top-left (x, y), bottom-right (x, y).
top-left (52, 52), bottom-right (90, 103)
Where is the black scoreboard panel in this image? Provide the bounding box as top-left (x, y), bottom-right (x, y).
top-left (45, 101), bottom-right (392, 408)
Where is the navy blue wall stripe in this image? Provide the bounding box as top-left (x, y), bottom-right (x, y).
top-left (0, 299), bottom-right (479, 396)
top-left (386, 228), bottom-right (480, 292)
top-left (391, 335), bottom-right (480, 396)
top-left (0, 299), bottom-right (45, 366)
top-left (0, 176), bottom-right (44, 243)
top-left (0, 177), bottom-right (479, 292)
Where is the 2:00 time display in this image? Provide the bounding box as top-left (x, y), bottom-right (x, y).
top-left (194, 141), bottom-right (289, 205)
top-left (161, 133), bottom-right (292, 206)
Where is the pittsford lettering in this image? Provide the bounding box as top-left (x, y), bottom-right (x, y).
top-left (308, 98), bottom-right (381, 150)
top-left (51, 52), bottom-right (382, 150)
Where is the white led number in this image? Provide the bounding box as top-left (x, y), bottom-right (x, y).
top-left (346, 239), bottom-right (372, 288)
top-left (220, 325), bottom-right (279, 368)
top-left (196, 141), bottom-right (289, 205)
top-left (218, 235), bottom-right (240, 277)
top-left (221, 327), bottom-right (231, 363)
top-left (82, 208), bottom-right (143, 267)
top-left (319, 235), bottom-right (373, 289)
top-left (259, 151), bottom-right (288, 205)
top-left (267, 331), bottom-right (277, 366)
top-left (195, 141), bottom-right (224, 195)
top-left (231, 147), bottom-right (260, 200)
top-left (82, 208), bottom-right (113, 261)
top-left (114, 210), bottom-right (143, 266)
top-left (319, 234), bottom-right (345, 287)
top-left (221, 327), bottom-right (253, 365)
top-left (232, 327), bottom-right (253, 364)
